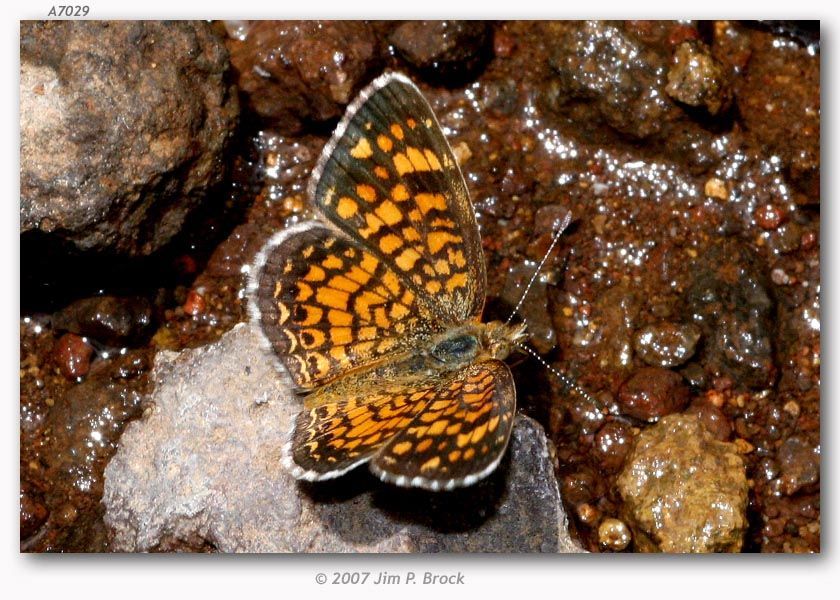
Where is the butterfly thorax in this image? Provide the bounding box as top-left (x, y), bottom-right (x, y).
top-left (428, 321), bottom-right (528, 370)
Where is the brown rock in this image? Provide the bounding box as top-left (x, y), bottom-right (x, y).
top-left (618, 367), bottom-right (689, 422)
top-left (227, 21), bottom-right (378, 132)
top-left (617, 413), bottom-right (748, 552)
top-left (390, 21), bottom-right (492, 83)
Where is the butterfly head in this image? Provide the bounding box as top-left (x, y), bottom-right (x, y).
top-left (480, 320), bottom-right (529, 362)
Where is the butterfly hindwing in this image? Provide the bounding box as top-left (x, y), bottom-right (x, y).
top-left (310, 72), bottom-right (487, 325)
top-left (370, 359), bottom-right (516, 491)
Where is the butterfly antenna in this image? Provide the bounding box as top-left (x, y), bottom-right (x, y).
top-left (505, 211), bottom-right (572, 326)
top-left (514, 340), bottom-right (599, 407)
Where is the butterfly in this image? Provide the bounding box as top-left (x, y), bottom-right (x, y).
top-left (248, 72), bottom-right (528, 491)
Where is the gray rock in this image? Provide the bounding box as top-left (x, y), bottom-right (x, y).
top-left (103, 322), bottom-right (584, 553)
top-left (20, 21), bottom-right (238, 255)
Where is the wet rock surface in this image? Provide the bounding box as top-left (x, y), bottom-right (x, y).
top-left (389, 20), bottom-right (492, 84)
top-left (617, 413), bottom-right (749, 552)
top-left (20, 20), bottom-right (820, 553)
top-left (227, 21), bottom-right (379, 133)
top-left (20, 21), bottom-right (239, 256)
top-left (103, 323), bottom-right (583, 553)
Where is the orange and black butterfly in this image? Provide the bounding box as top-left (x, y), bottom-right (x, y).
top-left (249, 72), bottom-right (528, 490)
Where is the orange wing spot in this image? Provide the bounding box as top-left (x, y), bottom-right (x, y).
top-left (401, 289), bottom-right (415, 306)
top-left (421, 456), bottom-right (441, 472)
top-left (471, 422), bottom-right (489, 443)
top-left (389, 303), bottom-right (410, 320)
top-left (424, 149), bottom-right (443, 170)
top-left (296, 282), bottom-right (314, 302)
top-left (346, 265), bottom-right (372, 286)
top-left (418, 410), bottom-right (442, 424)
top-left (406, 147), bottom-right (431, 171)
top-left (425, 280), bottom-right (442, 294)
top-left (429, 399), bottom-right (450, 411)
top-left (347, 419), bottom-right (377, 439)
top-left (358, 326), bottom-right (377, 340)
top-left (363, 432), bottom-right (383, 446)
top-left (359, 253), bottom-right (379, 274)
top-left (300, 329), bottom-right (326, 349)
top-left (322, 255), bottom-right (343, 271)
top-left (356, 184), bottom-right (376, 202)
top-left (422, 264), bottom-right (436, 277)
top-left (379, 233), bottom-right (404, 254)
top-left (308, 352), bottom-right (331, 378)
top-left (344, 438), bottom-right (363, 451)
top-left (377, 134), bottom-right (393, 153)
top-left (427, 231), bottom-right (462, 254)
top-left (393, 152), bottom-right (414, 175)
top-left (466, 403), bottom-right (493, 423)
top-left (463, 447), bottom-right (476, 460)
top-left (402, 226), bottom-right (421, 242)
top-left (329, 438), bottom-right (345, 449)
top-left (448, 450), bottom-right (461, 462)
top-left (427, 419), bottom-right (449, 436)
top-left (374, 307), bottom-right (391, 329)
top-left (408, 208), bottom-right (422, 222)
top-left (336, 197), bottom-right (358, 219)
top-left (434, 259), bottom-right (451, 275)
top-left (392, 441), bottom-right (413, 455)
top-left (382, 271), bottom-right (402, 295)
top-left (298, 304), bottom-right (323, 326)
top-left (450, 250), bottom-right (467, 267)
top-left (406, 118), bottom-right (417, 129)
top-left (430, 217), bottom-right (456, 229)
top-left (329, 327), bottom-right (353, 345)
top-left (329, 345), bottom-right (347, 361)
top-left (390, 123), bottom-right (405, 139)
top-left (375, 199), bottom-right (403, 226)
top-left (374, 165), bottom-right (390, 180)
top-left (360, 212), bottom-right (385, 238)
top-left (456, 432), bottom-right (472, 448)
top-left (416, 438), bottom-right (433, 452)
top-left (446, 422), bottom-right (462, 435)
top-left (391, 183), bottom-right (410, 202)
top-left (445, 272), bottom-right (468, 293)
top-left (416, 193), bottom-right (447, 214)
top-left (488, 415), bottom-right (501, 432)
top-left (315, 287), bottom-right (350, 310)
top-left (304, 264), bottom-right (326, 282)
top-left (394, 247), bottom-right (422, 271)
top-left (350, 137), bottom-right (373, 159)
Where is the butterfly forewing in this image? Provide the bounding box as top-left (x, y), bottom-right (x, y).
top-left (310, 73), bottom-right (486, 325)
top-left (251, 223), bottom-right (446, 390)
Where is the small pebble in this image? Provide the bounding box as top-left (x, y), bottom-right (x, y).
top-left (617, 367), bottom-right (690, 422)
top-left (184, 290), bottom-right (206, 316)
top-left (594, 420), bottom-right (634, 471)
top-left (755, 203), bottom-right (786, 230)
top-left (53, 333), bottom-right (93, 380)
top-left (598, 518), bottom-right (631, 551)
top-left (704, 177), bottom-right (729, 200)
top-left (633, 321), bottom-right (701, 368)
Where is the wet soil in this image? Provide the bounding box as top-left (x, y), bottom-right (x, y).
top-left (20, 20), bottom-right (819, 552)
